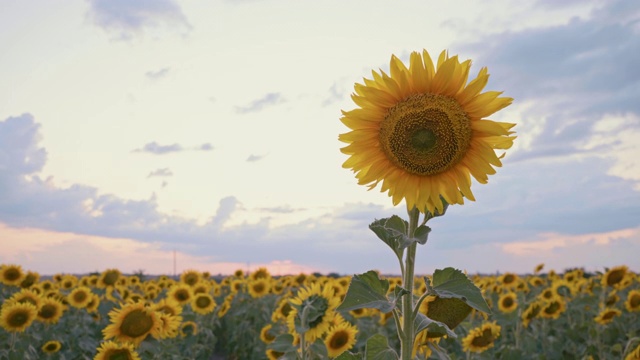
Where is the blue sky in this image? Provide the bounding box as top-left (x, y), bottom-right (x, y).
top-left (0, 0), bottom-right (638, 275)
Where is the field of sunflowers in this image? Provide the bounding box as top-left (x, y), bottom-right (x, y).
top-left (0, 263), bottom-right (639, 360)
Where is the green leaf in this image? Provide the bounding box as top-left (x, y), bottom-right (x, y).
top-left (365, 334), bottom-right (398, 360)
top-left (414, 312), bottom-right (457, 339)
top-left (335, 351), bottom-right (362, 360)
top-left (266, 334), bottom-right (297, 353)
top-left (388, 286), bottom-right (410, 313)
top-left (337, 271), bottom-right (395, 313)
top-left (369, 216), bottom-right (407, 259)
top-left (431, 267), bottom-right (491, 314)
top-left (413, 225), bottom-right (431, 245)
top-left (427, 342), bottom-right (451, 360)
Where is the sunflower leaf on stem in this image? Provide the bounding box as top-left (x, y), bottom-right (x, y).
top-left (369, 216), bottom-right (407, 260)
top-left (429, 267), bottom-right (491, 314)
top-left (414, 312), bottom-right (457, 339)
top-left (337, 271), bottom-right (395, 313)
top-left (335, 351), bottom-right (362, 360)
top-left (364, 334), bottom-right (399, 360)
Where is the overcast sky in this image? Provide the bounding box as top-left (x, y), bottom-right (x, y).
top-left (1, 0), bottom-right (638, 276)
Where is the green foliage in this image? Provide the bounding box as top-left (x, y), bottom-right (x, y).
top-left (337, 271), bottom-right (397, 313)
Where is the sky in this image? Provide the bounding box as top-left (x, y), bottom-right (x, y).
top-left (1, 0), bottom-right (639, 276)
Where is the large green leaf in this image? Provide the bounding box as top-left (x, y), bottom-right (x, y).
top-left (337, 271), bottom-right (395, 313)
top-left (266, 334), bottom-right (296, 353)
top-left (369, 216), bottom-right (408, 259)
top-left (336, 351), bottom-right (362, 360)
top-left (430, 267), bottom-right (491, 314)
top-left (365, 334), bottom-right (398, 360)
top-left (427, 342), bottom-right (451, 360)
top-left (413, 225), bottom-right (431, 245)
top-left (414, 312), bottom-right (457, 339)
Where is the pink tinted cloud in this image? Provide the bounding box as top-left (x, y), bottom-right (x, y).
top-left (0, 223), bottom-right (320, 276)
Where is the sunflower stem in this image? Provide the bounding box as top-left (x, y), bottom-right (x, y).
top-left (400, 206), bottom-right (420, 360)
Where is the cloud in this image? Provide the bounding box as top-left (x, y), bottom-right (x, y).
top-left (147, 168), bottom-right (173, 178)
top-left (133, 141), bottom-right (183, 154)
top-left (322, 82), bottom-right (346, 107)
top-left (246, 154), bottom-right (267, 162)
top-left (86, 0), bottom-right (191, 39)
top-left (145, 67), bottom-right (170, 80)
top-left (132, 142), bottom-right (214, 155)
top-left (459, 0), bottom-right (640, 163)
top-left (198, 143), bottom-right (214, 151)
top-left (235, 93), bottom-right (284, 114)
top-left (2, 114), bottom-right (639, 275)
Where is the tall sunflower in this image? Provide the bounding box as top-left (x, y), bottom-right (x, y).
top-left (102, 302), bottom-right (162, 346)
top-left (0, 302), bottom-right (38, 332)
top-left (340, 50), bottom-right (515, 214)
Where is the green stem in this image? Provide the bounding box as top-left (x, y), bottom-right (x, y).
top-left (400, 207), bottom-right (420, 360)
top-left (300, 304), bottom-right (310, 360)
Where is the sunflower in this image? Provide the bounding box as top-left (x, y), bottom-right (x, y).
top-left (272, 297), bottom-right (294, 322)
top-left (340, 50), bottom-right (515, 214)
top-left (180, 321), bottom-right (198, 337)
top-left (462, 321), bottom-right (501, 353)
top-left (594, 308), bottom-right (621, 325)
top-left (287, 283), bottom-right (340, 342)
top-left (0, 264), bottom-right (25, 286)
top-left (191, 293), bottom-right (216, 315)
top-left (626, 343), bottom-right (640, 360)
top-left (60, 275), bottom-right (78, 290)
top-left (180, 269), bottom-right (202, 287)
top-left (41, 340), bottom-right (62, 354)
top-left (625, 290), bottom-right (640, 312)
top-left (260, 324), bottom-right (277, 344)
top-left (528, 276), bottom-right (545, 287)
top-left (539, 297), bottom-right (566, 320)
top-left (7, 288), bottom-right (43, 309)
top-left (68, 286), bottom-right (94, 309)
top-left (248, 278), bottom-right (271, 298)
top-left (0, 302), bottom-right (38, 332)
top-left (498, 292), bottom-right (518, 313)
top-left (102, 302), bottom-right (162, 346)
top-left (98, 269), bottom-right (121, 288)
top-left (499, 273), bottom-right (519, 288)
top-left (233, 269), bottom-right (245, 278)
top-left (191, 281), bottom-right (211, 295)
top-left (167, 283), bottom-right (193, 306)
top-left (602, 266), bottom-right (630, 289)
top-left (152, 298), bottom-right (183, 317)
top-left (324, 321), bottom-right (358, 358)
top-left (36, 297), bottom-right (66, 324)
top-left (20, 271), bottom-right (40, 288)
top-left (86, 294), bottom-right (101, 313)
top-left (534, 263), bottom-right (545, 274)
top-left (155, 313), bottom-right (182, 339)
top-left (266, 349), bottom-right (285, 360)
top-left (217, 299), bottom-right (232, 318)
top-left (250, 267), bottom-right (272, 281)
top-left (94, 341), bottom-right (141, 360)
top-left (521, 301), bottom-right (542, 328)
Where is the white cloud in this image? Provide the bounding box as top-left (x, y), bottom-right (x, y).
top-left (86, 0), bottom-right (191, 39)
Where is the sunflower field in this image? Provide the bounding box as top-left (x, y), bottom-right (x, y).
top-left (1, 263), bottom-right (639, 360)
